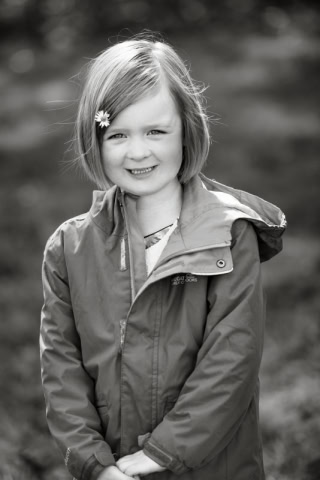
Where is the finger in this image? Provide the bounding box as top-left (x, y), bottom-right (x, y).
top-left (121, 465), bottom-right (141, 478)
top-left (120, 472), bottom-right (138, 480)
top-left (116, 456), bottom-right (131, 469)
top-left (120, 466), bottom-right (138, 478)
top-left (116, 459), bottom-right (128, 472)
top-left (111, 466), bottom-right (137, 480)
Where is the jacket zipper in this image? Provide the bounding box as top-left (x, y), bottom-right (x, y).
top-left (118, 205), bottom-right (231, 455)
top-left (119, 193), bottom-right (136, 353)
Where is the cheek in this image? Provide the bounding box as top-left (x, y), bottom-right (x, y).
top-left (161, 136), bottom-right (183, 159)
top-left (171, 141), bottom-right (184, 169)
top-left (101, 145), bottom-right (122, 169)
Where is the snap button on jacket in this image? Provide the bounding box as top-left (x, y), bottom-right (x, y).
top-left (40, 174), bottom-right (286, 480)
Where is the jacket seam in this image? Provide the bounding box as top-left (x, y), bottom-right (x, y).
top-left (226, 441), bottom-right (229, 480)
top-left (151, 286), bottom-right (163, 430)
top-left (120, 339), bottom-right (125, 456)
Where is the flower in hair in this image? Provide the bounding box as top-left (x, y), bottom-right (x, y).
top-left (95, 110), bottom-right (110, 128)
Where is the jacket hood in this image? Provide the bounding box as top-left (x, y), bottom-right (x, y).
top-left (89, 174), bottom-right (287, 263)
top-left (198, 173), bottom-right (287, 262)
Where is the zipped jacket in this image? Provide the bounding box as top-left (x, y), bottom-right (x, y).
top-left (40, 174), bottom-right (286, 480)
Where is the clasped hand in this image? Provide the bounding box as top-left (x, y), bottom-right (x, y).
top-left (117, 449), bottom-right (166, 477)
top-left (97, 450), bottom-right (166, 479)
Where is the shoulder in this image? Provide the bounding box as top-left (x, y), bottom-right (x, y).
top-left (43, 212), bottom-right (89, 259)
top-left (43, 186), bottom-right (121, 265)
top-left (230, 219), bottom-right (259, 259)
top-left (231, 218), bottom-right (257, 242)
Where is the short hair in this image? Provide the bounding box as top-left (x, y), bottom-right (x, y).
top-left (75, 34), bottom-right (211, 189)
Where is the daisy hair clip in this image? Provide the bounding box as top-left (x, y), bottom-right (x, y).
top-left (95, 110), bottom-right (110, 128)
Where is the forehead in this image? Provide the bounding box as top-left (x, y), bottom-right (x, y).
top-left (111, 82), bottom-right (180, 126)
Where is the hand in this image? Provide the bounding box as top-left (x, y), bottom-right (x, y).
top-left (96, 465), bottom-right (140, 480)
top-left (117, 450), bottom-right (166, 477)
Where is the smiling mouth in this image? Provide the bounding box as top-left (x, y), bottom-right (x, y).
top-left (128, 166), bottom-right (157, 175)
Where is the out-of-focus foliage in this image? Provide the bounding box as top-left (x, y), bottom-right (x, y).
top-left (1, 2), bottom-right (320, 480)
top-left (1, 0), bottom-right (319, 50)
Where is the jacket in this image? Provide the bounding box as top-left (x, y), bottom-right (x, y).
top-left (40, 173), bottom-right (286, 480)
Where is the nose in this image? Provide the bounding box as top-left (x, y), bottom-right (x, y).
top-left (127, 136), bottom-right (150, 161)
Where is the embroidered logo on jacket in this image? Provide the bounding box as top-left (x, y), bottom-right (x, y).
top-left (171, 273), bottom-right (198, 286)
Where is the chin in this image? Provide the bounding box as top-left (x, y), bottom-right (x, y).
top-left (123, 181), bottom-right (160, 196)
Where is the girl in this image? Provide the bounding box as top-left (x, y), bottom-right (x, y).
top-left (40, 35), bottom-right (286, 480)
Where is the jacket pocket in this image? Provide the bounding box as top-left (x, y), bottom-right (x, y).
top-left (96, 404), bottom-right (110, 437)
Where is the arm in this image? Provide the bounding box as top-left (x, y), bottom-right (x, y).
top-left (40, 228), bottom-right (116, 480)
top-left (142, 220), bottom-right (265, 474)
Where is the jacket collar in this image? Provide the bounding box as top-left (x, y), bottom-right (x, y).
top-left (156, 174), bottom-right (286, 265)
top-left (89, 174), bottom-right (286, 300)
top-left (89, 173), bottom-right (287, 265)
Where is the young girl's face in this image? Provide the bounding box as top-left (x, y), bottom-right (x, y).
top-left (101, 82), bottom-right (183, 198)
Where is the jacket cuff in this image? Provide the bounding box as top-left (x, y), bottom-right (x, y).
top-left (85, 450), bottom-right (117, 480)
top-left (143, 439), bottom-right (189, 475)
top-left (89, 461), bottom-right (108, 480)
top-left (67, 448), bottom-right (116, 480)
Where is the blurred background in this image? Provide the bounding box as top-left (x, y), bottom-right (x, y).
top-left (0, 1), bottom-right (319, 479)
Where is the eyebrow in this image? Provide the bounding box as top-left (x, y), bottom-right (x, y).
top-left (146, 124), bottom-right (172, 130)
top-left (107, 123), bottom-right (173, 131)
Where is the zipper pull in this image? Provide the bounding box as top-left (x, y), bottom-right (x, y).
top-left (119, 319), bottom-right (126, 353)
top-left (120, 237), bottom-right (127, 271)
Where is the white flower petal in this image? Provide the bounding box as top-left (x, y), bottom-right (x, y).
top-left (95, 110), bottom-right (110, 128)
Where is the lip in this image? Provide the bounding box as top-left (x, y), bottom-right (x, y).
top-left (126, 165), bottom-right (158, 177)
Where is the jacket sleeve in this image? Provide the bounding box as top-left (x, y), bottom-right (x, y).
top-left (40, 228), bottom-right (116, 480)
top-left (143, 219), bottom-right (265, 474)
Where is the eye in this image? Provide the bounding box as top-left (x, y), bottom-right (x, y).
top-left (107, 133), bottom-right (126, 140)
top-left (148, 130), bottom-right (165, 135)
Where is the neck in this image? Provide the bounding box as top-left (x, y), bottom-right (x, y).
top-left (136, 180), bottom-right (182, 237)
